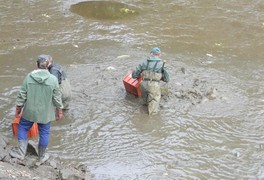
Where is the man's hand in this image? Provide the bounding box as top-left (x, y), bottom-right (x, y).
top-left (56, 108), bottom-right (63, 120)
top-left (15, 106), bottom-right (23, 118)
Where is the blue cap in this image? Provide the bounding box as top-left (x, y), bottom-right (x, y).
top-left (150, 47), bottom-right (161, 55)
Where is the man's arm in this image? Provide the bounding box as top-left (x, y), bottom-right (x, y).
top-left (161, 67), bottom-right (170, 82)
top-left (132, 63), bottom-right (143, 79)
top-left (52, 81), bottom-right (63, 109)
top-left (15, 77), bottom-right (28, 117)
top-left (52, 80), bottom-right (63, 120)
top-left (16, 77), bottom-right (28, 106)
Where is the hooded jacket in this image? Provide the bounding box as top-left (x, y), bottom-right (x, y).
top-left (16, 69), bottom-right (63, 124)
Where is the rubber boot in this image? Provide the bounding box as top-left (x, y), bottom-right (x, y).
top-left (9, 140), bottom-right (28, 160)
top-left (36, 146), bottom-right (50, 166)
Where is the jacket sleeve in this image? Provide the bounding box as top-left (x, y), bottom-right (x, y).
top-left (52, 80), bottom-right (63, 109)
top-left (132, 63), bottom-right (143, 79)
top-left (16, 77), bottom-right (28, 107)
top-left (161, 66), bottom-right (170, 82)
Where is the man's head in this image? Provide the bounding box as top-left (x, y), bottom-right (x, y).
top-left (37, 54), bottom-right (52, 69)
top-left (150, 47), bottom-right (161, 56)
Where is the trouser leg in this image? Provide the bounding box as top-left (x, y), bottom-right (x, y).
top-left (38, 122), bottom-right (50, 148)
top-left (148, 94), bottom-right (161, 115)
top-left (147, 84), bottom-right (161, 115)
top-left (140, 82), bottom-right (149, 105)
top-left (60, 79), bottom-right (72, 110)
top-left (10, 140), bottom-right (28, 160)
top-left (36, 122), bottom-right (51, 165)
top-left (17, 117), bottom-right (33, 140)
top-left (10, 118), bottom-right (32, 160)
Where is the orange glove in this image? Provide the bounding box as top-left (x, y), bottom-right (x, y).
top-left (56, 108), bottom-right (63, 120)
top-left (15, 106), bottom-right (23, 118)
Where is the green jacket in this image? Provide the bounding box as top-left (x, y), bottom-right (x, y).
top-left (16, 69), bottom-right (63, 124)
top-left (132, 56), bottom-right (170, 82)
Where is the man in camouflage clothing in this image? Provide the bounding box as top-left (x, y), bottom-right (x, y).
top-left (132, 47), bottom-right (170, 115)
top-left (38, 55), bottom-right (72, 110)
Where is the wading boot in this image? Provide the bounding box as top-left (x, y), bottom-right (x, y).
top-left (9, 140), bottom-right (28, 160)
top-left (36, 146), bottom-right (50, 166)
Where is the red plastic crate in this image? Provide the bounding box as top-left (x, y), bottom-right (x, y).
top-left (123, 71), bottom-right (142, 97)
top-left (12, 115), bottom-right (38, 138)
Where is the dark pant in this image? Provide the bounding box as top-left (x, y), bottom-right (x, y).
top-left (18, 117), bottom-right (51, 148)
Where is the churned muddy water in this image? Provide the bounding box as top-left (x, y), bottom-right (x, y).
top-left (1, 0), bottom-right (264, 179)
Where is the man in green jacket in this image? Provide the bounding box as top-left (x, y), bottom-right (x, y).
top-left (132, 47), bottom-right (170, 115)
top-left (10, 55), bottom-right (63, 165)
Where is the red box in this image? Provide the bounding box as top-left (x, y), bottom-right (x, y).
top-left (12, 115), bottom-right (38, 138)
top-left (123, 71), bottom-right (142, 97)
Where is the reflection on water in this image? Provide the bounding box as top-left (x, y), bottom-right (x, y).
top-left (70, 1), bottom-right (139, 20)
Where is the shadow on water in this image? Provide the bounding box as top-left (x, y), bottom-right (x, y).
top-left (70, 1), bottom-right (139, 20)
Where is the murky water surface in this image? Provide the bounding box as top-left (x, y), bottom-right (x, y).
top-left (1, 0), bottom-right (264, 179)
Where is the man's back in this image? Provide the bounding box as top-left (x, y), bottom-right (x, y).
top-left (17, 69), bottom-right (63, 123)
top-left (49, 63), bottom-right (66, 84)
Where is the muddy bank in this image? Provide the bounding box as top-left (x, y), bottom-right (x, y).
top-left (0, 133), bottom-right (91, 180)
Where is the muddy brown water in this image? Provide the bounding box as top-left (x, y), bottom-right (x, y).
top-left (1, 0), bottom-right (264, 179)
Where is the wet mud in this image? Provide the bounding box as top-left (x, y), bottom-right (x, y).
top-left (0, 133), bottom-right (91, 179)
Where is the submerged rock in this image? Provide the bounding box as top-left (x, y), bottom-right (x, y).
top-left (70, 1), bottom-right (139, 20)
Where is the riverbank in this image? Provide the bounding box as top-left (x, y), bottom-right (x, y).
top-left (0, 133), bottom-right (91, 180)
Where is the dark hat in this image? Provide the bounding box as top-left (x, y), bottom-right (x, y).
top-left (37, 54), bottom-right (50, 63)
top-left (150, 47), bottom-right (161, 55)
